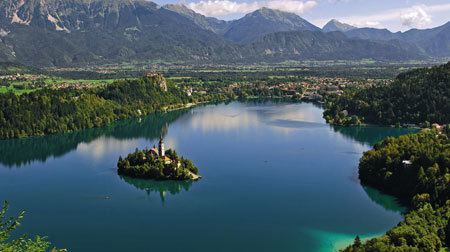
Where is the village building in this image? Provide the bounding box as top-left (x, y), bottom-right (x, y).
top-left (402, 160), bottom-right (412, 168)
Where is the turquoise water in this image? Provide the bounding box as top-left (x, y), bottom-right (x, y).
top-left (0, 101), bottom-right (416, 252)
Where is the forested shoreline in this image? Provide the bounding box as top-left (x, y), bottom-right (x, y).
top-left (335, 62), bottom-right (450, 251)
top-left (324, 62), bottom-right (450, 126)
top-left (0, 75), bottom-right (231, 140)
top-left (341, 129), bottom-right (450, 251)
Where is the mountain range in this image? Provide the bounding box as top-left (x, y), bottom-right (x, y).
top-left (0, 0), bottom-right (447, 67)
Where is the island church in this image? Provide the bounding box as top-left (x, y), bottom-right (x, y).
top-left (150, 135), bottom-right (176, 165)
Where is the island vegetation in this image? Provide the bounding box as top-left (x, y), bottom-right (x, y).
top-left (117, 140), bottom-right (200, 181)
top-left (324, 61), bottom-right (450, 126)
top-left (0, 201), bottom-right (65, 252)
top-left (341, 129), bottom-right (450, 252)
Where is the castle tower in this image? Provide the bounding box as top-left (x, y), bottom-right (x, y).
top-left (159, 135), bottom-right (165, 157)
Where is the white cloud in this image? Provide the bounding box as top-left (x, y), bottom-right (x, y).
top-left (364, 21), bottom-right (381, 28)
top-left (400, 6), bottom-right (431, 28)
top-left (266, 0), bottom-right (317, 14)
top-left (187, 0), bottom-right (317, 16)
top-left (312, 3), bottom-right (450, 31)
top-left (328, 0), bottom-right (350, 3)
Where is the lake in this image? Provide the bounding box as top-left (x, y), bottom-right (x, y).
top-left (0, 100), bottom-right (417, 252)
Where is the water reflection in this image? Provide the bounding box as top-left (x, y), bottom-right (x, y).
top-left (0, 110), bottom-right (187, 167)
top-left (363, 186), bottom-right (408, 214)
top-left (119, 175), bottom-right (195, 203)
top-left (331, 125), bottom-right (418, 146)
top-left (189, 99), bottom-right (325, 133)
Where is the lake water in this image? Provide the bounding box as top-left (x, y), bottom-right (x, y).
top-left (0, 100), bottom-right (417, 252)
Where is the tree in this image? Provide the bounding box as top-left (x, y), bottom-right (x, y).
top-left (446, 221), bottom-right (450, 247)
top-left (0, 201), bottom-right (66, 252)
top-left (353, 235), bottom-right (362, 248)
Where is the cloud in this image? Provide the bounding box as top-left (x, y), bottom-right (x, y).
top-left (328, 0), bottom-right (350, 3)
top-left (187, 0), bottom-right (317, 16)
top-left (400, 6), bottom-right (431, 28)
top-left (266, 1), bottom-right (317, 14)
top-left (312, 3), bottom-right (450, 30)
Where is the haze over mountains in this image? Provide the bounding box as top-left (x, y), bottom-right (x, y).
top-left (0, 0), bottom-right (448, 67)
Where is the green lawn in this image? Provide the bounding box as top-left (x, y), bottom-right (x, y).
top-left (0, 86), bottom-right (40, 95)
top-left (44, 78), bottom-right (116, 85)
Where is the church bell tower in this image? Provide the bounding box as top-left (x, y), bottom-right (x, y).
top-left (159, 135), bottom-right (165, 157)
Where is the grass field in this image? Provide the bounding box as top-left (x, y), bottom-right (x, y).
top-left (0, 86), bottom-right (41, 95)
top-left (0, 78), bottom-right (118, 95)
top-left (44, 78), bottom-right (116, 85)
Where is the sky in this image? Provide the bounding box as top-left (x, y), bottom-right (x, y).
top-left (154, 0), bottom-right (450, 32)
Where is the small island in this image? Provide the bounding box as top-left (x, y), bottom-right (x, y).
top-left (118, 136), bottom-right (201, 180)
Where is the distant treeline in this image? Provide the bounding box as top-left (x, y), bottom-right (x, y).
top-left (0, 76), bottom-right (193, 140)
top-left (341, 129), bottom-right (450, 252)
top-left (167, 66), bottom-right (418, 83)
top-left (324, 61), bottom-right (450, 126)
top-left (50, 64), bottom-right (426, 83)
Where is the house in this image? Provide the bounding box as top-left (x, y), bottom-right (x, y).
top-left (402, 160), bottom-right (412, 168)
top-left (431, 123), bottom-right (443, 131)
top-left (282, 89), bottom-right (297, 95)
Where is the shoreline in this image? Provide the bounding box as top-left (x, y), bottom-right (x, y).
top-left (308, 229), bottom-right (383, 252)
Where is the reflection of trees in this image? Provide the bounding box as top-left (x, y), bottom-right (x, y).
top-left (363, 186), bottom-right (407, 214)
top-left (0, 110), bottom-right (188, 167)
top-left (119, 175), bottom-right (195, 203)
top-left (331, 125), bottom-right (418, 146)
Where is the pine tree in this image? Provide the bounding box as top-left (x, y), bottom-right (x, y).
top-left (353, 235), bottom-right (362, 247)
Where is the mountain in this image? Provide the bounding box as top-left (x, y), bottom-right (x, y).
top-left (0, 0), bottom-right (430, 66)
top-left (345, 22), bottom-right (450, 57)
top-left (0, 0), bottom-right (235, 66)
top-left (163, 4), bottom-right (230, 35)
top-left (164, 5), bottom-right (322, 43)
top-left (223, 7), bottom-right (320, 43)
top-left (323, 19), bottom-right (356, 32)
top-left (246, 31), bottom-right (426, 62)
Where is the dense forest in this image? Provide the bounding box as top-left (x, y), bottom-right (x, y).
top-left (324, 61), bottom-right (450, 126)
top-left (118, 148), bottom-right (199, 180)
top-left (359, 129), bottom-right (450, 207)
top-left (341, 129), bottom-right (450, 252)
top-left (0, 75), bottom-right (212, 140)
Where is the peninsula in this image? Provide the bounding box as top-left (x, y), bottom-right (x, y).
top-left (117, 136), bottom-right (201, 181)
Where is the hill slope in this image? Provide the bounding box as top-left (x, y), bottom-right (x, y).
top-left (324, 61), bottom-right (450, 125)
top-left (246, 31), bottom-right (426, 61)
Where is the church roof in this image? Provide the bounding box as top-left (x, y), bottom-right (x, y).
top-left (150, 148), bottom-right (159, 155)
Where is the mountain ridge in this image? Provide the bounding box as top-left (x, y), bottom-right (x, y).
top-left (0, 0), bottom-right (438, 66)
